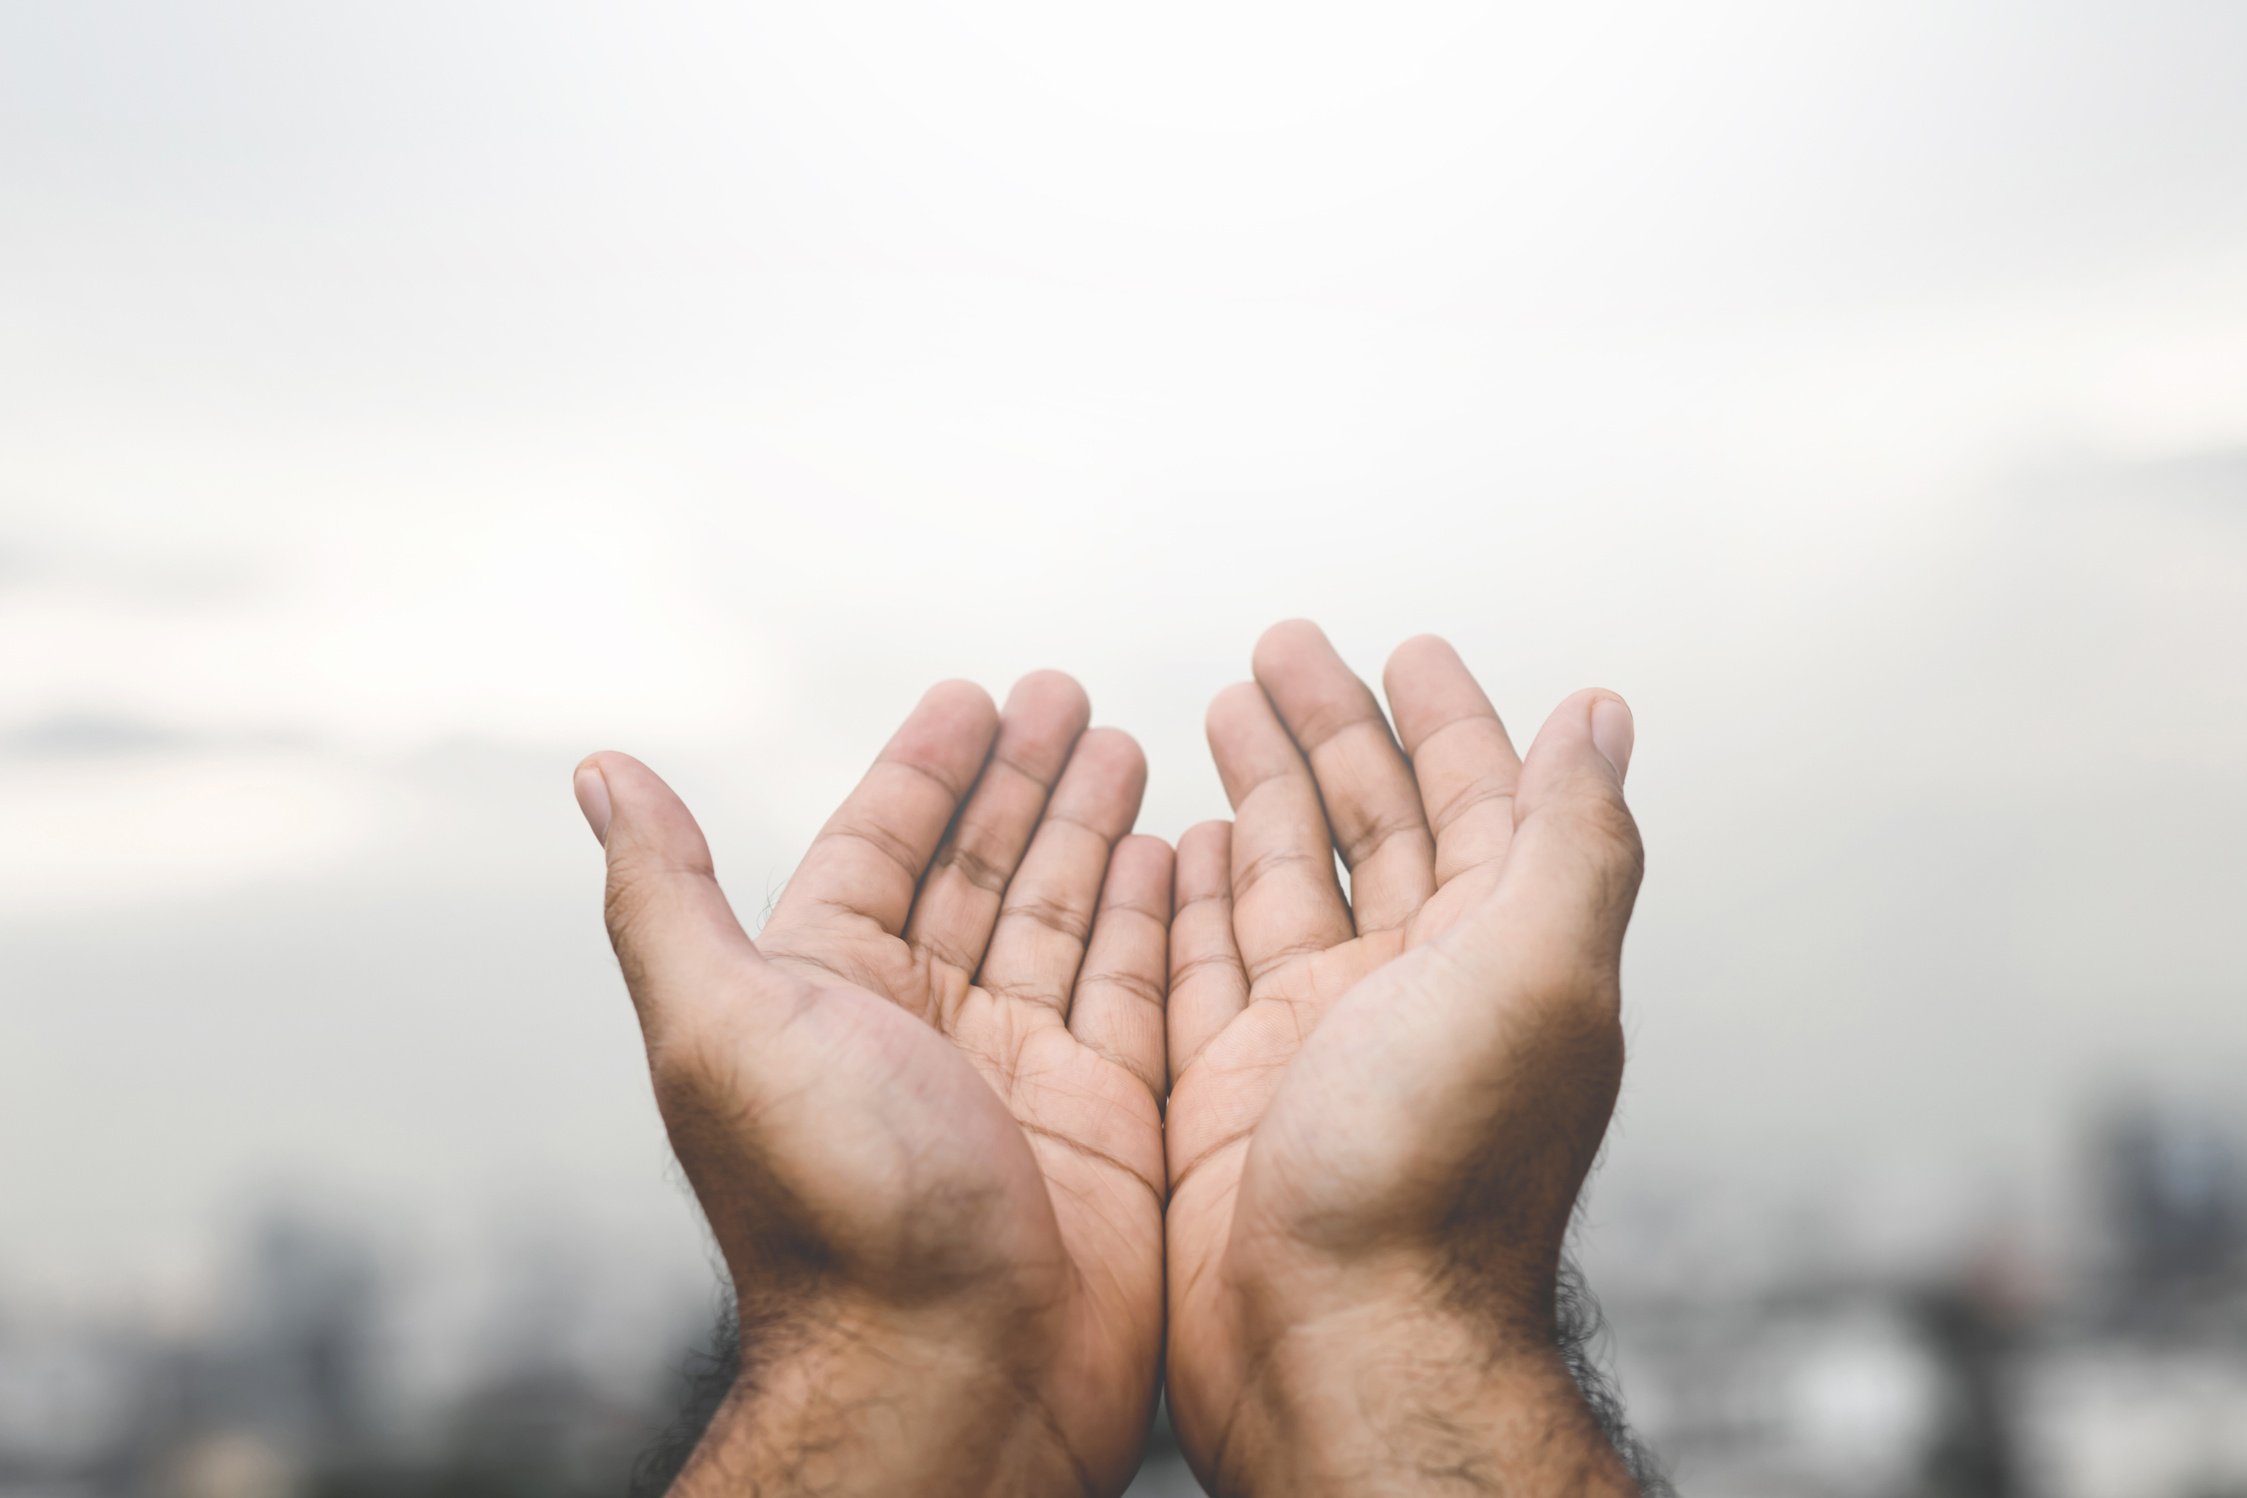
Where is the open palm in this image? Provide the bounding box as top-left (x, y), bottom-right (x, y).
top-left (582, 672), bottom-right (1170, 1495)
top-left (1162, 623), bottom-right (1642, 1481)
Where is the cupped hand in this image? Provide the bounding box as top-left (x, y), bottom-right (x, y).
top-left (1163, 623), bottom-right (1646, 1495)
top-left (577, 674), bottom-right (1169, 1497)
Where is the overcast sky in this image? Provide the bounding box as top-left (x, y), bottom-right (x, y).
top-left (4, 1), bottom-right (2245, 1334)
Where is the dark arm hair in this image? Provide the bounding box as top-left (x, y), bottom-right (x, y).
top-left (629, 1295), bottom-right (741, 1498)
top-left (1553, 1252), bottom-right (1675, 1496)
top-left (630, 1256), bottom-right (1671, 1498)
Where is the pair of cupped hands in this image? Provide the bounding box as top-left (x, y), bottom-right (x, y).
top-left (572, 623), bottom-right (1647, 1498)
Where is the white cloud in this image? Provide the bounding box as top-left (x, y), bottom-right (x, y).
top-left (0, 751), bottom-right (380, 917)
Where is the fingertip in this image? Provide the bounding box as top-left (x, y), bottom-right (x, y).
top-left (1251, 618), bottom-right (1333, 682)
top-left (1076, 724), bottom-right (1148, 782)
top-left (1381, 632), bottom-right (1460, 689)
top-left (1589, 693), bottom-right (1634, 782)
top-left (1109, 833), bottom-right (1177, 907)
top-left (574, 752), bottom-right (719, 878)
top-left (1487, 691), bottom-right (1647, 966)
top-left (1177, 818), bottom-right (1232, 856)
top-left (1205, 681), bottom-right (1267, 743)
top-left (887, 680), bottom-right (1002, 798)
top-left (919, 676), bottom-right (1000, 731)
top-left (574, 754), bottom-right (755, 1031)
top-left (1005, 668), bottom-right (1092, 726)
top-left (1036, 726), bottom-right (1149, 843)
top-left (576, 748), bottom-right (656, 795)
top-left (572, 756), bottom-right (614, 846)
top-left (1535, 688), bottom-right (1631, 781)
top-left (1116, 829), bottom-right (1175, 859)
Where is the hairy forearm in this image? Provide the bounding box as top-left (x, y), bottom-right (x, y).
top-left (665, 1303), bottom-right (1092, 1498)
top-left (1206, 1295), bottom-right (1648, 1498)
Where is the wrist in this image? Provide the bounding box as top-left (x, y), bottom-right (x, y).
top-left (672, 1295), bottom-right (1091, 1498)
top-left (1208, 1286), bottom-right (1638, 1498)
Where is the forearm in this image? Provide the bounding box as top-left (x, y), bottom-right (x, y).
top-left (668, 1302), bottom-right (1092, 1498)
top-left (1207, 1296), bottom-right (1644, 1498)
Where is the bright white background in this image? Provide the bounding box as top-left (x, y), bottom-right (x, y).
top-left (3, 0), bottom-right (2245, 1421)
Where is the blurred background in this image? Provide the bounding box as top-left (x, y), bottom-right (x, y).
top-left (4, 3), bottom-right (2245, 1495)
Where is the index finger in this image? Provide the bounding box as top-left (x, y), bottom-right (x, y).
top-left (770, 680), bottom-right (999, 936)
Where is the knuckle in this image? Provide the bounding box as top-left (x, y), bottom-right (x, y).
top-left (1003, 893), bottom-right (1092, 943)
top-left (1341, 808), bottom-right (1422, 868)
top-left (936, 836), bottom-right (1010, 896)
top-left (1232, 843), bottom-right (1318, 898)
top-left (1251, 617), bottom-right (1324, 673)
top-left (1083, 966), bottom-right (1164, 1011)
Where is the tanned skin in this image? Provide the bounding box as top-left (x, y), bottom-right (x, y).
top-left (1163, 623), bottom-right (1651, 1495)
top-left (580, 625), bottom-right (1661, 1496)
top-left (578, 673), bottom-right (1171, 1496)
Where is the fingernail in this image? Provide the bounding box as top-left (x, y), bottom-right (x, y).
top-left (573, 762), bottom-right (612, 845)
top-left (1590, 697), bottom-right (1634, 782)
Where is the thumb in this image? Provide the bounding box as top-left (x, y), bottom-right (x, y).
top-left (573, 751), bottom-right (761, 1039)
top-left (1455, 690), bottom-right (1644, 985)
